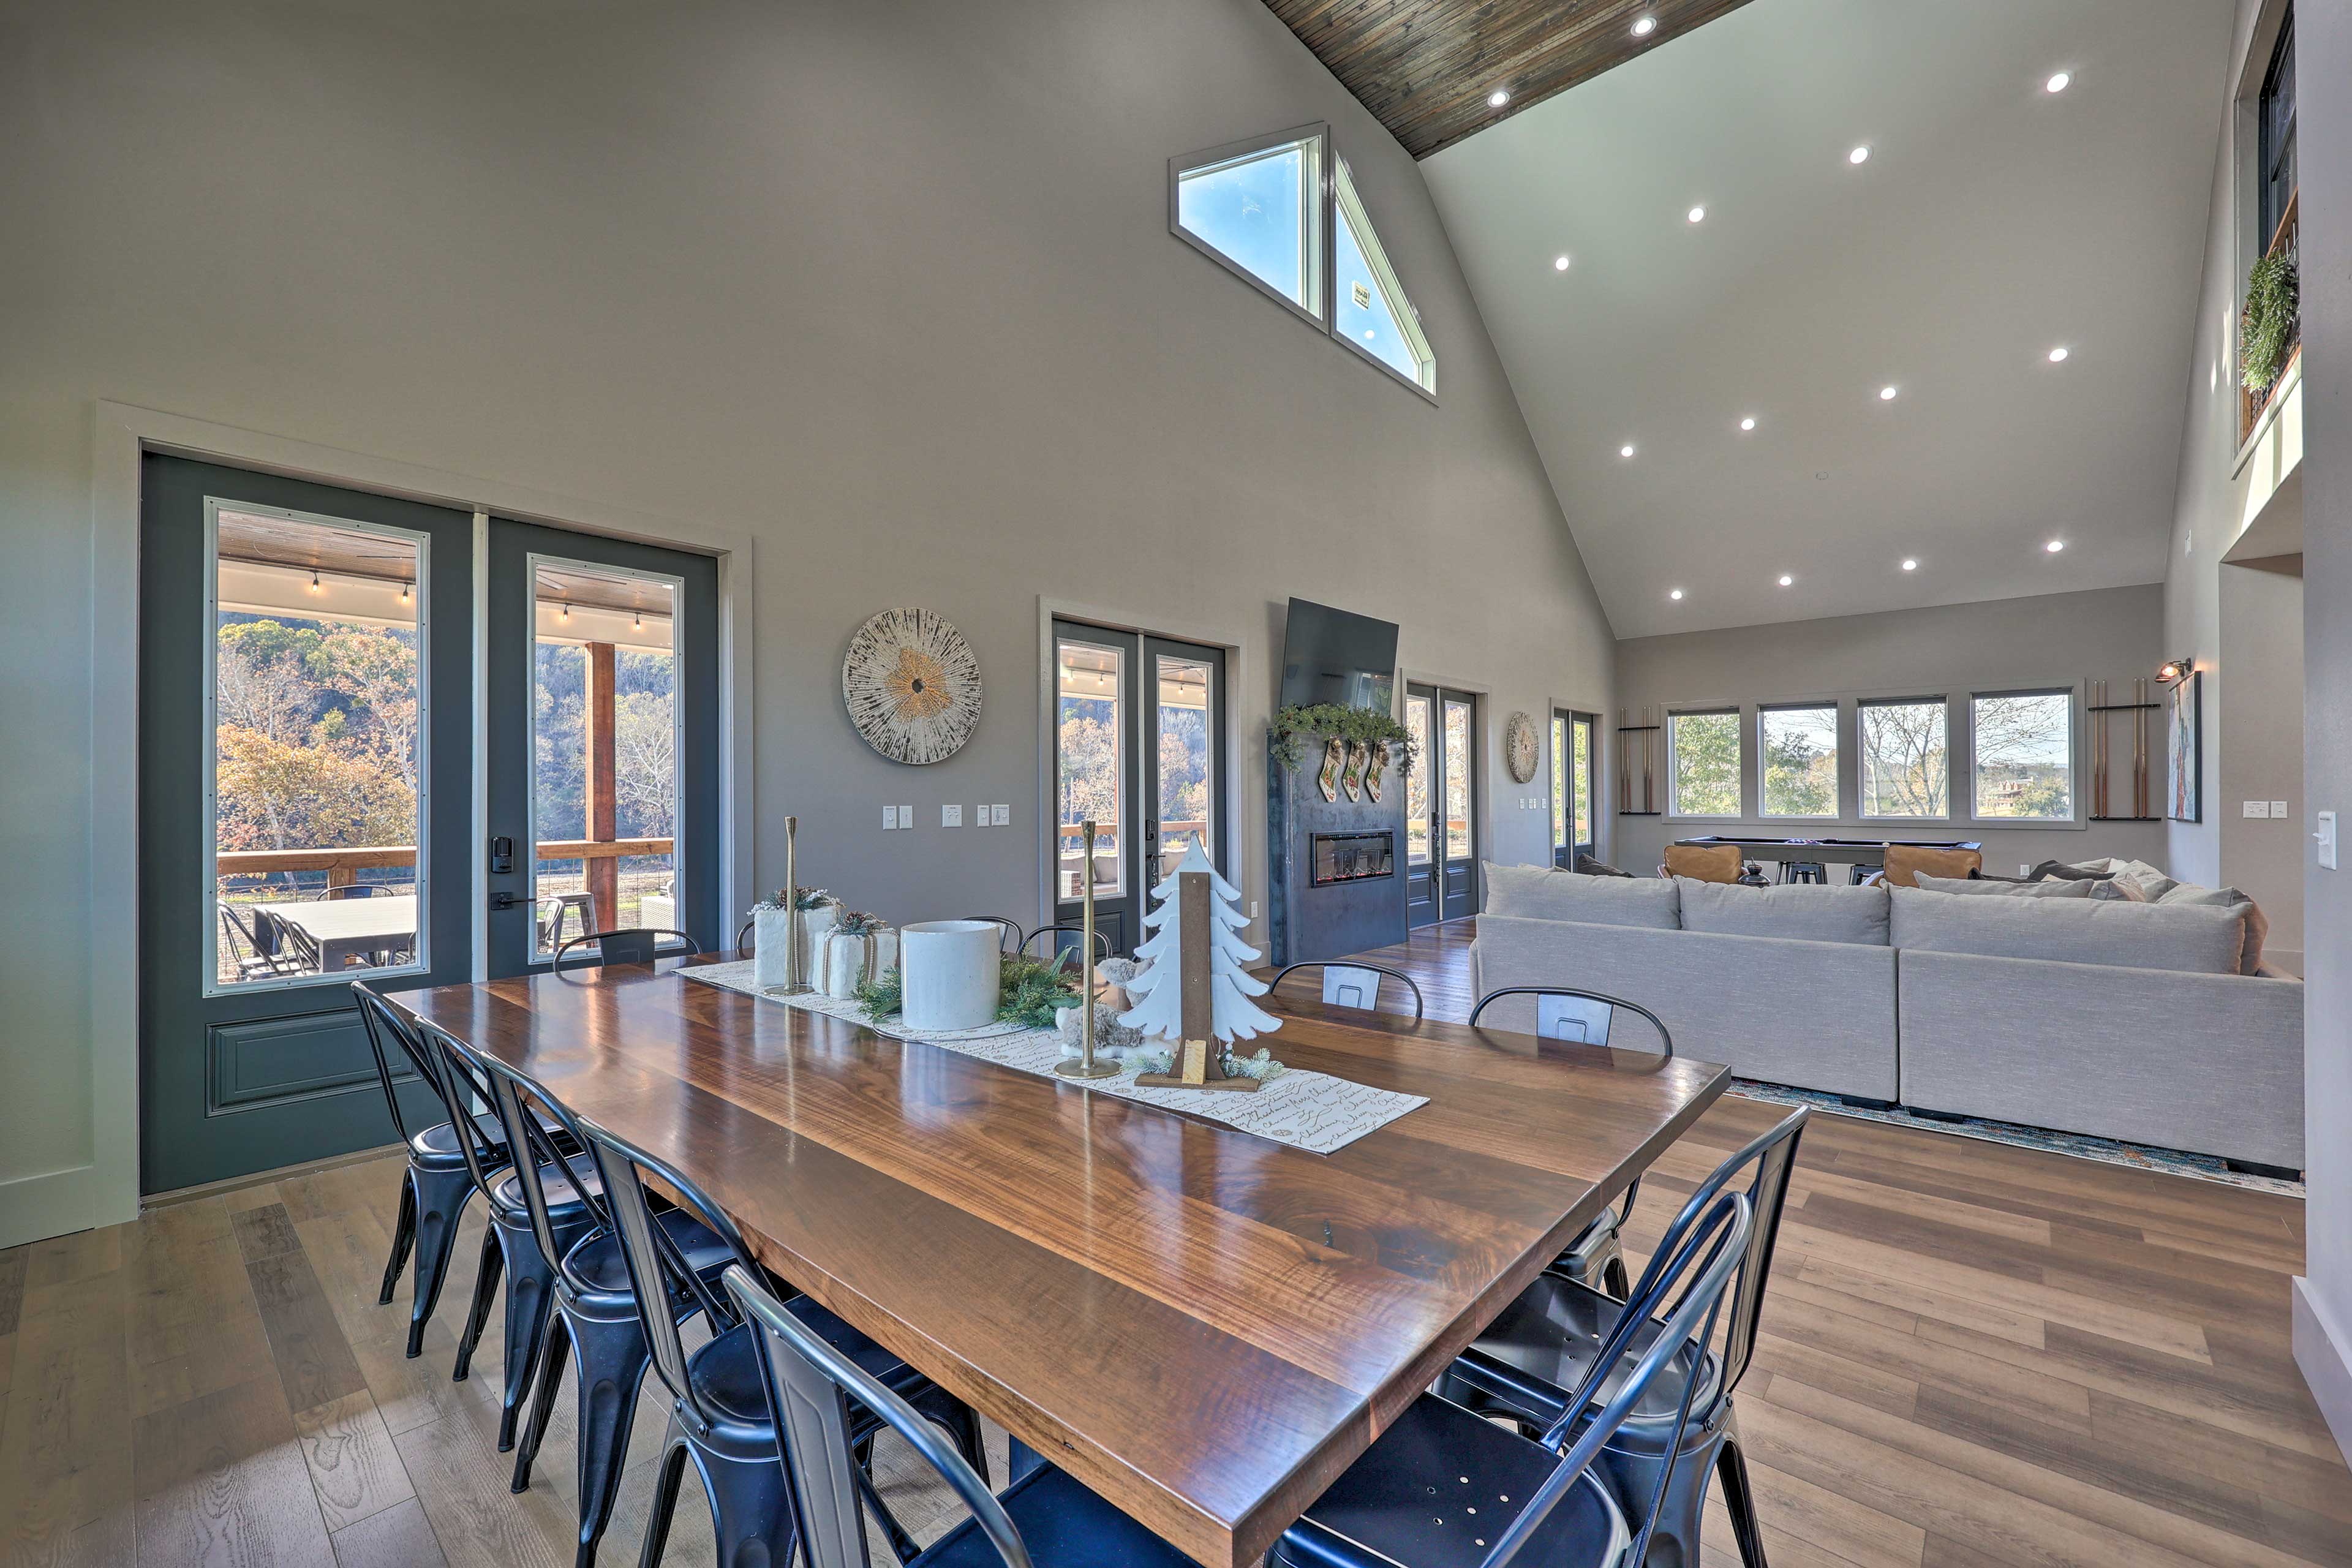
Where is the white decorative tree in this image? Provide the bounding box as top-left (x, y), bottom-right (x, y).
top-left (1119, 840), bottom-right (1283, 1046)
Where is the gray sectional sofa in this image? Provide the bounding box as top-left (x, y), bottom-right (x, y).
top-left (1469, 863), bottom-right (2305, 1170)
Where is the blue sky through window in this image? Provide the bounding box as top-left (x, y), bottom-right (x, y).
top-left (1334, 209), bottom-right (1417, 381)
top-left (1177, 144), bottom-right (1311, 309)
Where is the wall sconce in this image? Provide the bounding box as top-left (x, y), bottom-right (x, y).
top-left (2158, 658), bottom-right (2193, 685)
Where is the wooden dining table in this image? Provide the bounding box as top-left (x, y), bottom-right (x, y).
top-left (394, 956), bottom-right (1729, 1568)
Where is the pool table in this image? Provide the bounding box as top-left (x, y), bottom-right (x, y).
top-left (1672, 834), bottom-right (1983, 867)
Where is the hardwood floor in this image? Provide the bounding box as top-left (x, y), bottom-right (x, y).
top-left (3, 917), bottom-right (2341, 1567)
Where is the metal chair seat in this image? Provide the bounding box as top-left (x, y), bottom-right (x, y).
top-left (916, 1460), bottom-right (1202, 1568)
top-left (1444, 1273), bottom-right (1722, 1439)
top-left (487, 1151), bottom-right (602, 1222)
top-left (559, 1209), bottom-right (736, 1314)
top-left (1272, 1391), bottom-right (1629, 1568)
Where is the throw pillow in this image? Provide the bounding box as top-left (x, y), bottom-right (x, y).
top-left (1572, 853), bottom-right (1634, 878)
top-left (2098, 858), bottom-right (2179, 900)
top-left (1481, 862), bottom-right (1682, 929)
top-left (1661, 842), bottom-right (1743, 884)
top-left (1915, 872), bottom-right (2092, 898)
top-left (2029, 859), bottom-right (2117, 884)
top-left (2155, 882), bottom-right (2269, 973)
top-left (1882, 845), bottom-right (1985, 888)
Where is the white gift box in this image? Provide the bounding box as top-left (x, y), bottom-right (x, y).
top-left (752, 900), bottom-right (839, 990)
top-left (820, 924), bottom-right (900, 999)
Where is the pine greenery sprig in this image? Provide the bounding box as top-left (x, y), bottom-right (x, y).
top-left (2241, 250), bottom-right (2299, 396)
top-left (997, 954), bottom-right (1082, 1029)
top-left (1268, 703), bottom-right (1419, 775)
top-left (853, 964), bottom-right (903, 1021)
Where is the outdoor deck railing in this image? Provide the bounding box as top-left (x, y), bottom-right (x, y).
top-left (217, 837), bottom-right (673, 888)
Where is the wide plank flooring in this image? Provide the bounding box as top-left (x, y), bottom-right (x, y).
top-left (2, 918), bottom-right (2340, 1566)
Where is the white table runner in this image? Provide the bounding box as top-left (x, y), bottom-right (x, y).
top-left (680, 960), bottom-right (1425, 1155)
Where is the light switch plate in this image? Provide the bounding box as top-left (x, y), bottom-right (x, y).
top-left (2320, 810), bottom-right (2339, 870)
top-left (942, 804), bottom-right (962, 827)
top-left (883, 805), bottom-right (899, 830)
top-left (902, 804), bottom-right (913, 829)
top-left (992, 804), bottom-right (1009, 826)
top-left (2272, 801), bottom-right (2290, 818)
top-left (2244, 799), bottom-right (2270, 819)
top-left (975, 804), bottom-right (989, 827)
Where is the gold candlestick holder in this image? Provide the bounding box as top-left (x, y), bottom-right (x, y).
top-left (783, 814), bottom-right (813, 994)
top-left (1055, 817), bottom-right (1120, 1080)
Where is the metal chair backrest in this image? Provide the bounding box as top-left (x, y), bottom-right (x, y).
top-left (219, 902), bottom-right (271, 973)
top-left (723, 1264), bottom-right (1037, 1568)
top-left (963, 915), bottom-right (1025, 954)
top-left (326, 883), bottom-right (379, 900)
top-left (554, 927), bottom-right (696, 970)
top-left (410, 1019), bottom-right (514, 1204)
top-left (236, 903), bottom-right (286, 960)
top-left (1591, 1106), bottom-right (1806, 1417)
top-left (351, 981), bottom-right (439, 1147)
top-left (574, 1112), bottom-right (766, 1438)
top-left (1268, 962), bottom-right (1425, 1020)
top-left (1018, 925), bottom-right (1109, 968)
top-left (469, 1049), bottom-right (614, 1298)
top-left (1491, 1191), bottom-right (1751, 1568)
top-left (736, 918), bottom-right (758, 957)
top-left (265, 908), bottom-right (325, 970)
top-left (1468, 986), bottom-right (1673, 1055)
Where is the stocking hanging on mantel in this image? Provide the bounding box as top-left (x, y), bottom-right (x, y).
top-left (1119, 840), bottom-right (1282, 1046)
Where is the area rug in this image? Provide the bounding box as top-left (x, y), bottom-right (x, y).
top-left (1728, 1080), bottom-right (2305, 1197)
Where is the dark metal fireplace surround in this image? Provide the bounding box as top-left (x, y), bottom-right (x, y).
top-left (1269, 761), bottom-right (1408, 965)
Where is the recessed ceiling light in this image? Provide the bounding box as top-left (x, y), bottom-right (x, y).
top-left (1620, 443), bottom-right (1635, 458)
top-left (1488, 88), bottom-right (1510, 107)
top-left (1777, 574), bottom-right (1795, 587)
top-left (1740, 417), bottom-right (1757, 432)
top-left (2046, 70), bottom-right (2072, 94)
top-left (1632, 15), bottom-right (1657, 36)
top-left (1849, 145), bottom-right (1871, 165)
top-left (1554, 254), bottom-right (1571, 271)
top-left (1669, 588), bottom-right (1684, 600)
top-left (1879, 385), bottom-right (1899, 401)
top-left (2046, 539), bottom-right (2066, 552)
top-left (1687, 206), bottom-right (1706, 224)
top-left (1901, 558), bottom-right (1918, 571)
top-left (2048, 346), bottom-right (2070, 363)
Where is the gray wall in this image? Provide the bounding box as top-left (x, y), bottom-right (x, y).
top-left (0, 0), bottom-right (1613, 1238)
top-left (1611, 586), bottom-right (2170, 877)
top-left (2218, 559), bottom-right (2305, 968)
top-left (2294, 0), bottom-right (2352, 1468)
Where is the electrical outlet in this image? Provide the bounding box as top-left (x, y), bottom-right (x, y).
top-left (2318, 811), bottom-right (2338, 870)
top-left (882, 805), bottom-right (899, 830)
top-left (942, 804), bottom-right (962, 827)
top-left (1248, 900), bottom-right (1259, 918)
top-left (2020, 864), bottom-right (2032, 878)
top-left (992, 804), bottom-right (1009, 826)
top-left (2272, 801), bottom-right (2289, 818)
top-left (2244, 799), bottom-right (2270, 819)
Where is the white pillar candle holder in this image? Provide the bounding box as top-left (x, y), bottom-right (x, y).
top-left (898, 920), bottom-right (1001, 1031)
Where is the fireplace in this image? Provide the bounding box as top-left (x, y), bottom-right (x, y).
top-left (1311, 831), bottom-right (1395, 888)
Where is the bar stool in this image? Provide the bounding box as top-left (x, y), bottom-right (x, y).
top-left (1849, 863), bottom-right (1882, 884)
top-left (1779, 861), bottom-right (1827, 884)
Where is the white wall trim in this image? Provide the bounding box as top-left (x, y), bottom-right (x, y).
top-left (80, 400), bottom-right (758, 1237)
top-left (2294, 1276), bottom-right (2352, 1466)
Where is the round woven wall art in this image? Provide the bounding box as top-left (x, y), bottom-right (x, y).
top-left (842, 608), bottom-right (982, 765)
top-left (1504, 710), bottom-right (1540, 783)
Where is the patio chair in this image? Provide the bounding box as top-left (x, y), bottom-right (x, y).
top-left (219, 902), bottom-right (300, 981)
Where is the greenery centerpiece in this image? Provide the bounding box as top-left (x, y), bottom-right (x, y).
top-left (2241, 249), bottom-right (2299, 397)
top-left (854, 952), bottom-right (1083, 1030)
top-left (1267, 703), bottom-right (1418, 775)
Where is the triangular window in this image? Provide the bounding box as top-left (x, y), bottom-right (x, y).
top-left (1333, 160), bottom-right (1435, 393)
top-left (1174, 130), bottom-right (1324, 320)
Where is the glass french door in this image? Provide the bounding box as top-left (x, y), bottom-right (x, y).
top-left (1553, 709), bottom-right (1597, 867)
top-left (1405, 683), bottom-right (1479, 926)
top-left (138, 455), bottom-right (722, 1194)
top-left (1052, 621), bottom-right (1226, 957)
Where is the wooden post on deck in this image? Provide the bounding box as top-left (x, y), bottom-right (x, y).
top-left (585, 641), bottom-right (619, 932)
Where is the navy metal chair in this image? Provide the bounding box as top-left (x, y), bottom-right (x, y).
top-left (1268, 962), bottom-right (1425, 1020)
top-left (1017, 924), bottom-right (1110, 968)
top-left (723, 1261), bottom-right (1202, 1568)
top-left (736, 917), bottom-right (759, 957)
top-left (552, 927), bottom-right (696, 970)
top-left (1440, 1109), bottom-right (1809, 1568)
top-left (1275, 1190), bottom-right (1753, 1568)
top-left (355, 982), bottom-right (507, 1360)
top-left (965, 914), bottom-right (1027, 954)
top-left (411, 1019), bottom-right (603, 1451)
top-left (1468, 988), bottom-right (1675, 1298)
top-left (575, 1112), bottom-right (988, 1567)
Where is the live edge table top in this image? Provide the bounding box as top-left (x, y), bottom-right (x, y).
top-left (394, 956), bottom-right (1728, 1568)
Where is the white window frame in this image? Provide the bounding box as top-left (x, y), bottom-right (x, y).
top-left (202, 496), bottom-right (432, 997)
top-left (1169, 124), bottom-right (1437, 401)
top-left (1855, 695), bottom-right (1954, 824)
top-left (523, 553), bottom-right (691, 964)
top-left (1755, 701), bottom-right (1841, 821)
top-left (1665, 707), bottom-right (1744, 821)
top-left (1967, 687), bottom-right (2080, 825)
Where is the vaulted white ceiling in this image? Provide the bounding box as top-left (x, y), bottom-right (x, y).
top-left (1420, 0), bottom-right (2236, 638)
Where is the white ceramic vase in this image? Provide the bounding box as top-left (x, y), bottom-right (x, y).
top-left (898, 920), bottom-right (1001, 1031)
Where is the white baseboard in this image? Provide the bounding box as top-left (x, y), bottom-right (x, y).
top-left (0, 1163), bottom-right (137, 1253)
top-left (2294, 1276), bottom-right (2352, 1466)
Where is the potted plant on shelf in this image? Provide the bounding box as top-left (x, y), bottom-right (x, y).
top-left (2241, 247), bottom-right (2299, 398)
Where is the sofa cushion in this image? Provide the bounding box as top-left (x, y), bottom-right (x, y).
top-left (2064, 858), bottom-right (2178, 900)
top-left (2155, 882), bottom-right (2269, 974)
top-left (1661, 843), bottom-right (1743, 884)
top-left (1888, 887), bottom-right (2247, 974)
top-left (1482, 862), bottom-right (1680, 929)
top-left (1915, 872), bottom-right (2092, 898)
top-left (1882, 845), bottom-right (1983, 888)
top-left (1676, 878), bottom-right (1890, 945)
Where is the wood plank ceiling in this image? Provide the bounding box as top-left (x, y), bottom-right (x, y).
top-left (1264, 0), bottom-right (1758, 159)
